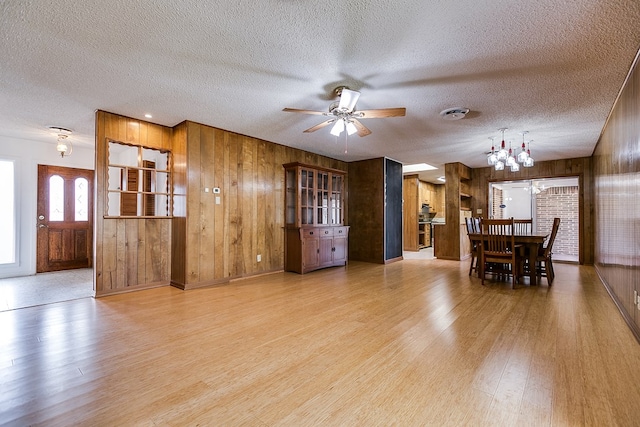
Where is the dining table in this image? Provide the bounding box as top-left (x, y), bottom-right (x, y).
top-left (468, 232), bottom-right (549, 286)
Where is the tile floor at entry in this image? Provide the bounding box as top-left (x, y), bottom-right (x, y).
top-left (0, 268), bottom-right (93, 311)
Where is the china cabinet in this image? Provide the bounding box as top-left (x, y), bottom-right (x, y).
top-left (283, 162), bottom-right (349, 273)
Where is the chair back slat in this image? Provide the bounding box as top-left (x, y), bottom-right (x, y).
top-left (514, 219), bottom-right (533, 234)
top-left (481, 218), bottom-right (516, 255)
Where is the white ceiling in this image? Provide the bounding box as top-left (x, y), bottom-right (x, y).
top-left (1, 0), bottom-right (639, 183)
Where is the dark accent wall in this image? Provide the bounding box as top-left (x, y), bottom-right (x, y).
top-left (384, 158), bottom-right (403, 261)
top-left (593, 51), bottom-right (640, 340)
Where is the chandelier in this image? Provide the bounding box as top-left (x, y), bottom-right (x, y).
top-left (487, 128), bottom-right (534, 171)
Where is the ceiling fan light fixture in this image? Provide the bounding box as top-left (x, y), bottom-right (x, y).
top-left (336, 87), bottom-right (360, 112)
top-left (330, 119), bottom-right (344, 136)
top-left (345, 120), bottom-right (357, 136)
top-left (283, 86), bottom-right (405, 140)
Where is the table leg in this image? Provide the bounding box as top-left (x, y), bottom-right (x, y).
top-left (528, 242), bottom-right (537, 285)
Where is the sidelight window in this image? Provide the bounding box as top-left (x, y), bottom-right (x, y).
top-left (0, 160), bottom-right (15, 264)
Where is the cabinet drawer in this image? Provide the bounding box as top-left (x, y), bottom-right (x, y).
top-left (301, 228), bottom-right (321, 238)
top-left (318, 227), bottom-right (334, 237)
top-left (334, 226), bottom-right (349, 237)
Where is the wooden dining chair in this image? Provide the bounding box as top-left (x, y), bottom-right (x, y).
top-left (514, 219), bottom-right (533, 234)
top-left (479, 218), bottom-right (520, 288)
top-left (465, 217), bottom-right (479, 276)
top-left (536, 217), bottom-right (560, 285)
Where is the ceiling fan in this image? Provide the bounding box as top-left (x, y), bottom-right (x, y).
top-left (283, 86), bottom-right (406, 137)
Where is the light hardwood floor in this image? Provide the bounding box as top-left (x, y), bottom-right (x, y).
top-left (2, 259), bottom-right (639, 426)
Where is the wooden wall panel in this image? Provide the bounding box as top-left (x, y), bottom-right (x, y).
top-left (96, 113), bottom-right (350, 294)
top-left (94, 111), bottom-right (173, 296)
top-left (175, 121), bottom-right (348, 289)
top-left (593, 51), bottom-right (640, 340)
top-left (348, 158), bottom-right (385, 263)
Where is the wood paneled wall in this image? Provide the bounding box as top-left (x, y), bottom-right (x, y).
top-left (593, 51), bottom-right (640, 340)
top-left (95, 111), bottom-right (174, 295)
top-left (95, 112), bottom-right (348, 294)
top-left (348, 158), bottom-right (385, 263)
top-left (348, 158), bottom-right (403, 263)
top-left (438, 163), bottom-right (472, 260)
top-left (169, 121), bottom-right (347, 289)
top-left (468, 157), bottom-right (594, 265)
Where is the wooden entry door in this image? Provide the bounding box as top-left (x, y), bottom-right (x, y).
top-left (37, 165), bottom-right (94, 272)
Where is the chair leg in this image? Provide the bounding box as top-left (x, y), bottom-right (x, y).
top-left (547, 258), bottom-right (554, 286)
top-left (468, 253), bottom-right (475, 276)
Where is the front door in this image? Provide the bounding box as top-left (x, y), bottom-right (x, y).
top-left (36, 165), bottom-right (94, 272)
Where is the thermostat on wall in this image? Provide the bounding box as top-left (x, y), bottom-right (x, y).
top-left (213, 187), bottom-right (221, 194)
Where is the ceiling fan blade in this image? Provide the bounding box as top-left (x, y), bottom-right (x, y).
top-left (338, 89), bottom-right (360, 112)
top-left (303, 119), bottom-right (336, 133)
top-left (351, 119), bottom-right (372, 137)
top-left (283, 108), bottom-right (326, 115)
top-left (357, 107), bottom-right (406, 118)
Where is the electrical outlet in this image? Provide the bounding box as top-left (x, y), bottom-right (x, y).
top-left (257, 254), bottom-right (261, 262)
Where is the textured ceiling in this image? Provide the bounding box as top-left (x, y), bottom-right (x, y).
top-left (1, 0), bottom-right (639, 182)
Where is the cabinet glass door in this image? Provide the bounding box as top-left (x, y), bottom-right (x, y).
top-left (317, 171), bottom-right (330, 225)
top-left (285, 169), bottom-right (296, 225)
top-left (331, 175), bottom-right (343, 225)
top-left (300, 169), bottom-right (315, 225)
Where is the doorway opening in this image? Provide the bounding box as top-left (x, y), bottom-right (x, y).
top-left (489, 177), bottom-right (579, 262)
